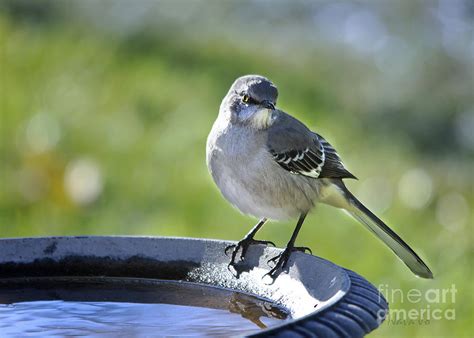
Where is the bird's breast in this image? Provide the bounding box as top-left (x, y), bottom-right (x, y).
top-left (206, 122), bottom-right (321, 220)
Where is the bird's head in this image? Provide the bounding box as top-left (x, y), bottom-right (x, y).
top-left (221, 75), bottom-right (278, 129)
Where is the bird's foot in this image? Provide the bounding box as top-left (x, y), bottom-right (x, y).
top-left (225, 238), bottom-right (275, 267)
top-left (293, 246), bottom-right (312, 254)
top-left (264, 245), bottom-right (313, 280)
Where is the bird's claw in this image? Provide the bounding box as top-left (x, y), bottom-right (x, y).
top-left (267, 254), bottom-right (281, 265)
top-left (225, 238), bottom-right (275, 266)
top-left (224, 244), bottom-right (237, 256)
top-left (266, 245), bottom-right (313, 266)
top-left (264, 245), bottom-right (313, 280)
top-left (294, 246), bottom-right (312, 254)
top-left (264, 248), bottom-right (292, 280)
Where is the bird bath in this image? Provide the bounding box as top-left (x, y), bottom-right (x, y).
top-left (0, 236), bottom-right (387, 337)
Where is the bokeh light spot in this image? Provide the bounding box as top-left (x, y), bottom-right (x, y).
top-left (398, 168), bottom-right (434, 209)
top-left (436, 192), bottom-right (469, 232)
top-left (357, 176), bottom-right (393, 214)
top-left (64, 159), bottom-right (103, 206)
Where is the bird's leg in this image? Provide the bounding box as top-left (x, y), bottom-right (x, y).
top-left (225, 218), bottom-right (274, 266)
top-left (265, 212), bottom-right (309, 279)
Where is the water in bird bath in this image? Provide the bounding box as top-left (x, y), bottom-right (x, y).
top-left (0, 277), bottom-right (288, 337)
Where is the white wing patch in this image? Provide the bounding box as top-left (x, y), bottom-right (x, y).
top-left (271, 145), bottom-right (326, 179)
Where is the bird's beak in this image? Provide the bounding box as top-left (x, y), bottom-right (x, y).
top-left (262, 100), bottom-right (275, 110)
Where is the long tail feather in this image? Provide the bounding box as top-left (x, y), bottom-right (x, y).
top-left (319, 180), bottom-right (434, 279)
top-left (344, 188), bottom-right (433, 278)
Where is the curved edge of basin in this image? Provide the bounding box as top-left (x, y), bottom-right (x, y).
top-left (0, 236), bottom-right (388, 337)
top-left (251, 268), bottom-right (388, 337)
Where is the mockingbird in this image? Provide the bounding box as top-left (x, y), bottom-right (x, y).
top-left (206, 75), bottom-right (433, 279)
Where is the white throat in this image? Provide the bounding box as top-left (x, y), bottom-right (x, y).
top-left (249, 108), bottom-right (275, 130)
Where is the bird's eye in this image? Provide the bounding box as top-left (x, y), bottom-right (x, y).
top-left (242, 94), bottom-right (250, 103)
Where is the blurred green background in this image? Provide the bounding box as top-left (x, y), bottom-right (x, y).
top-left (0, 0), bottom-right (473, 337)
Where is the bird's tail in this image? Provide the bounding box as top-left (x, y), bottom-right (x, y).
top-left (335, 183), bottom-right (433, 279)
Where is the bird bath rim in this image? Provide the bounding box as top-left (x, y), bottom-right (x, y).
top-left (0, 236), bottom-right (388, 337)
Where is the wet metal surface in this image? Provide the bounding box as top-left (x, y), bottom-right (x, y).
top-left (0, 236), bottom-right (350, 319)
top-left (0, 236), bottom-right (360, 336)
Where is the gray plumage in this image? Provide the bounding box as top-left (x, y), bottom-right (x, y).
top-left (207, 75), bottom-right (433, 279)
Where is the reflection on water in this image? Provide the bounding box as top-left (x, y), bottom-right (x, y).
top-left (0, 278), bottom-right (288, 337)
top-left (0, 301), bottom-right (282, 336)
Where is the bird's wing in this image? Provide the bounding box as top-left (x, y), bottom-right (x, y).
top-left (315, 133), bottom-right (357, 179)
top-left (266, 113), bottom-right (356, 179)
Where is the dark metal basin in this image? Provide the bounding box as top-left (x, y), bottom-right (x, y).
top-left (0, 236), bottom-right (387, 337)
